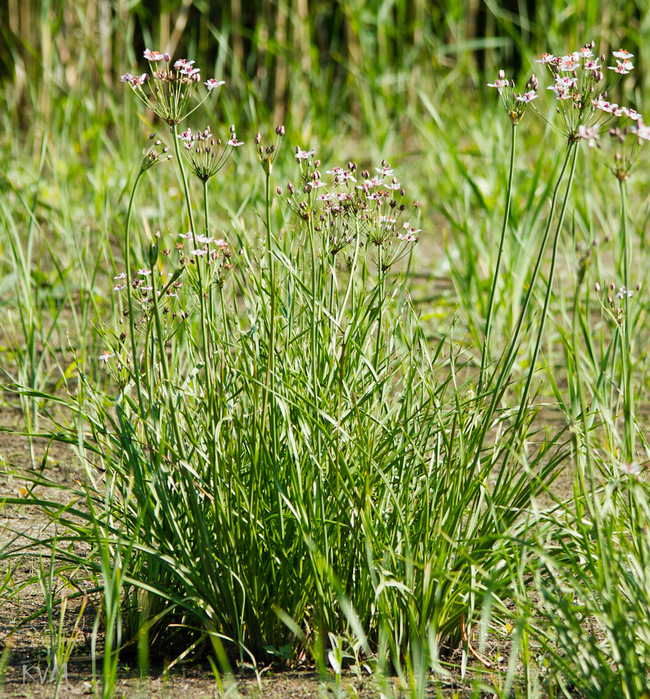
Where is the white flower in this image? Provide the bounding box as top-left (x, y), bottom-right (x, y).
top-left (577, 125), bottom-right (600, 147)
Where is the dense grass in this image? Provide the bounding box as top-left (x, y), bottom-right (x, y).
top-left (2, 4), bottom-right (650, 698)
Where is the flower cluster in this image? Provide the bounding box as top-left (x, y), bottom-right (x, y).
top-left (112, 266), bottom-right (182, 310)
top-left (487, 71), bottom-right (539, 124)
top-left (121, 49), bottom-right (224, 125)
top-left (284, 151), bottom-right (422, 270)
top-left (177, 125), bottom-right (241, 181)
top-left (577, 106), bottom-right (649, 180)
top-left (535, 42), bottom-right (636, 139)
top-left (594, 280), bottom-right (643, 324)
top-left (110, 227), bottom-right (233, 350)
top-left (255, 126), bottom-right (285, 175)
top-left (176, 232), bottom-right (233, 291)
top-left (139, 133), bottom-right (172, 173)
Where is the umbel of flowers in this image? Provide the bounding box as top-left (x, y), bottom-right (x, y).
top-left (121, 48), bottom-right (224, 125)
top-left (487, 42), bottom-right (643, 140)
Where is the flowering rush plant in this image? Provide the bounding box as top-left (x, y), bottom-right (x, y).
top-left (285, 151), bottom-right (422, 269)
top-left (488, 42), bottom-right (645, 141)
top-left (121, 48), bottom-right (225, 125)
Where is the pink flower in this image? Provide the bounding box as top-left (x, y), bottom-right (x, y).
top-left (612, 49), bottom-right (634, 59)
top-left (205, 78), bottom-right (225, 91)
top-left (487, 71), bottom-right (509, 94)
top-left (174, 58), bottom-right (195, 71)
top-left (362, 176), bottom-right (384, 188)
top-left (608, 59), bottom-right (634, 74)
top-left (631, 121), bottom-right (650, 141)
top-left (516, 90), bottom-right (537, 103)
top-left (593, 98), bottom-right (615, 113)
top-left (536, 52), bottom-right (556, 64)
top-left (620, 461), bottom-right (642, 476)
top-left (577, 125), bottom-right (600, 147)
top-left (556, 76), bottom-right (578, 89)
top-left (122, 73), bottom-right (148, 87)
top-left (624, 108), bottom-right (643, 121)
top-left (583, 59), bottom-right (601, 72)
top-left (98, 351), bottom-right (115, 363)
top-left (143, 49), bottom-right (165, 62)
top-left (182, 67), bottom-right (201, 79)
top-left (558, 55), bottom-right (580, 71)
top-left (547, 84), bottom-right (570, 100)
top-left (295, 147), bottom-right (315, 160)
top-left (227, 137), bottom-right (244, 147)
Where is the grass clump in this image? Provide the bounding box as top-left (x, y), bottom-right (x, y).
top-left (2, 33), bottom-right (650, 699)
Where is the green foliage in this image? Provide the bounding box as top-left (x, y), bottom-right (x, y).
top-left (2, 10), bottom-right (650, 698)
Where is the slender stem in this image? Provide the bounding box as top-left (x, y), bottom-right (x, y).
top-left (261, 169), bottom-right (277, 461)
top-left (339, 219), bottom-right (362, 326)
top-left (150, 261), bottom-right (187, 460)
top-left (374, 246), bottom-right (385, 367)
top-left (477, 141), bottom-right (578, 456)
top-left (619, 178), bottom-right (634, 461)
top-left (309, 213), bottom-right (319, 417)
top-left (124, 170), bottom-right (146, 416)
top-left (479, 122), bottom-right (517, 396)
top-left (513, 141), bottom-right (580, 433)
top-left (171, 124), bottom-right (214, 417)
top-left (171, 124), bottom-right (198, 251)
top-left (572, 270), bottom-right (595, 509)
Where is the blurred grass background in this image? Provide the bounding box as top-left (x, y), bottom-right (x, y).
top-left (1, 0), bottom-right (649, 139)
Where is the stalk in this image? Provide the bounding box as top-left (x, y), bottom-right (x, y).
top-left (374, 245), bottom-right (385, 368)
top-left (149, 258), bottom-right (187, 460)
top-left (171, 123), bottom-right (213, 396)
top-left (261, 167), bottom-right (278, 462)
top-left (308, 211), bottom-right (319, 421)
top-left (572, 266), bottom-right (596, 508)
top-left (478, 141), bottom-right (578, 456)
top-left (124, 169), bottom-right (146, 417)
top-left (479, 122), bottom-right (517, 396)
top-left (513, 140), bottom-right (580, 433)
top-left (619, 178), bottom-right (634, 462)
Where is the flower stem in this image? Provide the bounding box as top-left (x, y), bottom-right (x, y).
top-left (513, 141), bottom-right (579, 433)
top-left (124, 170), bottom-right (146, 416)
top-left (171, 124), bottom-right (213, 409)
top-left (479, 122), bottom-right (517, 396)
top-left (619, 178), bottom-right (634, 461)
top-left (478, 141), bottom-right (578, 457)
top-left (261, 168), bottom-right (277, 461)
